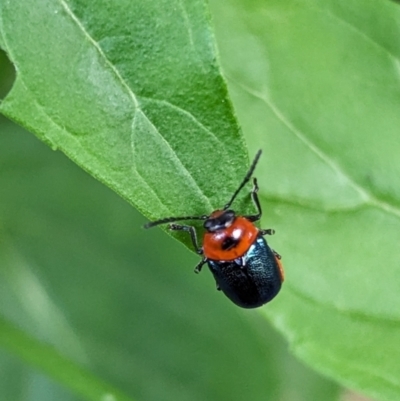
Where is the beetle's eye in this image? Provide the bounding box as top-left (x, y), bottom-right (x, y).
top-left (224, 210), bottom-right (235, 223)
top-left (204, 220), bottom-right (212, 230)
top-left (204, 210), bottom-right (236, 232)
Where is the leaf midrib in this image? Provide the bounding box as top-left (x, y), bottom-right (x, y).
top-left (1, 0), bottom-right (218, 211)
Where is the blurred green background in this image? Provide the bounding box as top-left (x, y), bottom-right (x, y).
top-left (0, 47), bottom-right (346, 401)
top-left (2, 0), bottom-right (399, 398)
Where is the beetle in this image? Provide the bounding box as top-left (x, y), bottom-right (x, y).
top-left (144, 150), bottom-right (284, 308)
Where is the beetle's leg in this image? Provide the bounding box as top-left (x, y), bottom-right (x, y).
top-left (272, 249), bottom-right (282, 260)
top-left (259, 228), bottom-right (275, 236)
top-left (245, 178), bottom-right (262, 222)
top-left (168, 224), bottom-right (208, 274)
top-left (272, 249), bottom-right (284, 281)
top-left (246, 179), bottom-right (276, 235)
top-left (194, 257), bottom-right (207, 274)
top-left (168, 224), bottom-right (203, 254)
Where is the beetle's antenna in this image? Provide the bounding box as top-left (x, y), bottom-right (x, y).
top-left (144, 215), bottom-right (208, 229)
top-left (223, 149), bottom-right (262, 210)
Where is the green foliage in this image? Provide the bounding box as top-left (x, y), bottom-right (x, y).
top-left (211, 0), bottom-right (400, 400)
top-left (0, 0), bottom-right (248, 234)
top-left (1, 0), bottom-right (400, 401)
top-left (0, 116), bottom-right (339, 401)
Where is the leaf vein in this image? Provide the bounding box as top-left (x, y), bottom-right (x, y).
top-left (232, 79), bottom-right (400, 219)
top-left (314, 5), bottom-right (400, 65)
top-left (140, 96), bottom-right (225, 147)
top-left (59, 0), bottom-right (139, 110)
top-left (136, 109), bottom-right (213, 210)
top-left (130, 110), bottom-right (172, 212)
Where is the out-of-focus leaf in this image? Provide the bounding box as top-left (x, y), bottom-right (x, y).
top-left (210, 0), bottom-right (400, 400)
top-left (0, 317), bottom-right (133, 401)
top-left (0, 115), bottom-right (341, 401)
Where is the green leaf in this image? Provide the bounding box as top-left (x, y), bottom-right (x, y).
top-left (0, 317), bottom-right (134, 401)
top-left (0, 0), bottom-right (249, 239)
top-left (0, 115), bottom-right (341, 401)
top-left (3, 0), bottom-right (394, 399)
top-left (210, 0), bottom-right (400, 400)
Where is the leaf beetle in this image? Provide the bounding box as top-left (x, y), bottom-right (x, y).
top-left (144, 150), bottom-right (284, 308)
